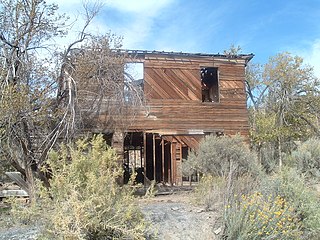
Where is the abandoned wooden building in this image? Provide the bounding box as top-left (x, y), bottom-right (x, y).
top-left (79, 50), bottom-right (254, 185)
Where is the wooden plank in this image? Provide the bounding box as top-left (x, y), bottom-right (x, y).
top-left (161, 138), bottom-right (164, 182)
top-left (171, 142), bottom-right (177, 185)
top-left (5, 172), bottom-right (28, 191)
top-left (178, 143), bottom-right (182, 186)
top-left (143, 132), bottom-right (147, 185)
top-left (91, 53), bottom-right (251, 144)
top-left (168, 142), bottom-right (171, 185)
top-left (153, 134), bottom-right (156, 181)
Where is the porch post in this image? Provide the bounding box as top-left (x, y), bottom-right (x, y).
top-left (161, 138), bottom-right (165, 182)
top-left (153, 134), bottom-right (156, 181)
top-left (143, 132), bottom-right (147, 185)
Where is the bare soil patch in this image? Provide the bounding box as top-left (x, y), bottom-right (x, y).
top-left (140, 191), bottom-right (221, 240)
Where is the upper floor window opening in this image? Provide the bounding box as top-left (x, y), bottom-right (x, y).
top-left (124, 62), bottom-right (144, 103)
top-left (201, 67), bottom-right (219, 102)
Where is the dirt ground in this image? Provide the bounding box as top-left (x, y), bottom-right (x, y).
top-left (0, 190), bottom-right (222, 240)
top-left (140, 191), bottom-right (222, 240)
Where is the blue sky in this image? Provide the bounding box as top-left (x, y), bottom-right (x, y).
top-left (52, 0), bottom-right (320, 76)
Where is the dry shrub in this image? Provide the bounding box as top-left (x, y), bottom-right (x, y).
top-left (189, 135), bottom-right (260, 211)
top-left (224, 192), bottom-right (302, 240)
top-left (12, 135), bottom-right (148, 239)
top-left (290, 138), bottom-right (320, 180)
top-left (193, 175), bottom-right (226, 211)
top-left (186, 135), bottom-right (259, 178)
top-left (188, 135), bottom-right (320, 239)
top-left (224, 168), bottom-right (320, 239)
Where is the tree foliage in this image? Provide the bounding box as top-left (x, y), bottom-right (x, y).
top-left (247, 52), bottom-right (320, 170)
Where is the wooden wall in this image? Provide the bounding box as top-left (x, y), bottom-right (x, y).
top-left (128, 54), bottom-right (250, 137)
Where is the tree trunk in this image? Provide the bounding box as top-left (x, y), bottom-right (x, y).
top-left (278, 136), bottom-right (282, 171)
top-left (25, 164), bottom-right (36, 202)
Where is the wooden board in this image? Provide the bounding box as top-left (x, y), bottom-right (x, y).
top-left (93, 53), bottom-right (251, 139)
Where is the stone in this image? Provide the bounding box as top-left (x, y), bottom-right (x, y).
top-left (214, 227), bottom-right (222, 235)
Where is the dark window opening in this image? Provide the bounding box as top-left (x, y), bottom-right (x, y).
top-left (201, 67), bottom-right (219, 102)
top-left (216, 131), bottom-right (224, 137)
top-left (124, 132), bottom-right (144, 183)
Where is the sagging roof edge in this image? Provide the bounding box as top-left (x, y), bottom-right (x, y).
top-left (112, 49), bottom-right (255, 64)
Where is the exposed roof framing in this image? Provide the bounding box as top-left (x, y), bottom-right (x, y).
top-left (113, 49), bottom-right (254, 63)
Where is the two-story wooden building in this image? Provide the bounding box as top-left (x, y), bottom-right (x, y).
top-left (93, 50), bottom-right (253, 185)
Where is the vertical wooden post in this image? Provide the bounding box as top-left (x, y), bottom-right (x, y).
top-left (180, 143), bottom-right (183, 186)
top-left (161, 138), bottom-right (165, 183)
top-left (171, 142), bottom-right (176, 185)
top-left (153, 134), bottom-right (156, 181)
top-left (143, 132), bottom-right (147, 185)
top-left (168, 142), bottom-right (171, 185)
top-left (133, 149), bottom-right (136, 169)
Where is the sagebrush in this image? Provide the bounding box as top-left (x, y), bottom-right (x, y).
top-left (290, 138), bottom-right (320, 180)
top-left (12, 135), bottom-right (148, 239)
top-left (184, 135), bottom-right (259, 178)
top-left (223, 168), bottom-right (320, 239)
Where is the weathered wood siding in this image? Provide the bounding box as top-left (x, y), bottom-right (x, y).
top-left (128, 54), bottom-right (249, 137)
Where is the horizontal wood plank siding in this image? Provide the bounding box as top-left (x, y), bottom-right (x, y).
top-left (130, 56), bottom-right (249, 137)
top-left (90, 54), bottom-right (250, 141)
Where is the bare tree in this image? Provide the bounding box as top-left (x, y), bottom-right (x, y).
top-left (62, 37), bottom-right (145, 156)
top-left (0, 0), bottom-right (69, 199)
top-left (0, 0), bottom-right (144, 199)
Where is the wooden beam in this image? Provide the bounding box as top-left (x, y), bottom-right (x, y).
top-left (171, 142), bottom-right (176, 185)
top-left (169, 142), bottom-right (173, 185)
top-left (153, 133), bottom-right (156, 181)
top-left (179, 143), bottom-right (182, 186)
top-left (143, 132), bottom-right (147, 185)
top-left (161, 138), bottom-right (165, 182)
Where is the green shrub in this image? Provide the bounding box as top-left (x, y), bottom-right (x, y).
top-left (12, 135), bottom-right (148, 239)
top-left (291, 138), bottom-right (320, 180)
top-left (223, 168), bottom-right (320, 239)
top-left (189, 135), bottom-right (261, 216)
top-left (259, 168), bottom-right (320, 237)
top-left (186, 135), bottom-right (259, 178)
top-left (224, 192), bottom-right (302, 239)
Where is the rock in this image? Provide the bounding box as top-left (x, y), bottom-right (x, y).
top-left (214, 227), bottom-right (222, 235)
top-left (196, 208), bottom-right (205, 213)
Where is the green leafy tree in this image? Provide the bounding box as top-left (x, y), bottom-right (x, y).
top-left (248, 52), bottom-right (320, 170)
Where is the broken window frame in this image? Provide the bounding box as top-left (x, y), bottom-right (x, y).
top-left (124, 62), bottom-right (144, 103)
top-left (200, 66), bottom-right (220, 103)
top-left (124, 146), bottom-right (144, 169)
